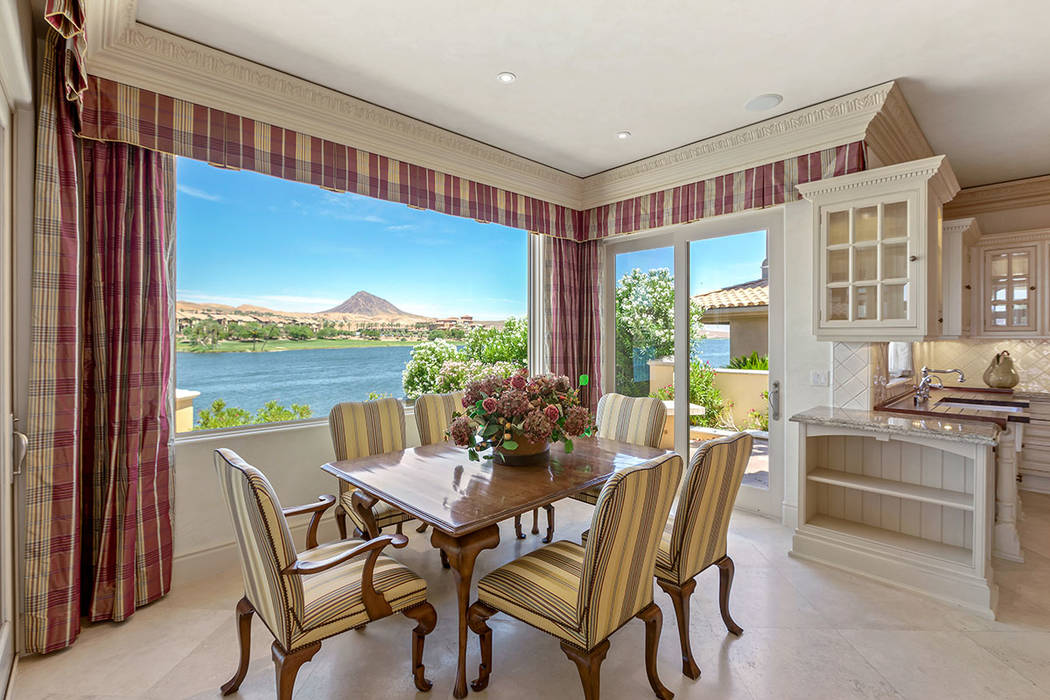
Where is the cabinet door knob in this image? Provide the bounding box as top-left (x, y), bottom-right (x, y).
top-left (909, 255), bottom-right (918, 262)
top-left (1030, 286), bottom-right (1036, 290)
top-left (964, 284), bottom-right (972, 290)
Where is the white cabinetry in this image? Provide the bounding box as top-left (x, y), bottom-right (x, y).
top-left (798, 156), bottom-right (960, 342)
top-left (941, 217), bottom-right (980, 337)
top-left (972, 229), bottom-right (1050, 337)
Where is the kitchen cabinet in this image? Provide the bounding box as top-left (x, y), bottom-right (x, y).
top-left (971, 229), bottom-right (1050, 337)
top-left (797, 155), bottom-right (959, 342)
top-left (941, 217), bottom-right (980, 337)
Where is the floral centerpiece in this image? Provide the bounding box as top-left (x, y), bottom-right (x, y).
top-left (448, 369), bottom-right (595, 465)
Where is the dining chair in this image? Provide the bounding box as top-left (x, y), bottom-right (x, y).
top-left (414, 391), bottom-right (465, 447)
top-left (214, 448), bottom-right (438, 699)
top-left (585, 431), bottom-right (753, 679)
top-left (329, 397), bottom-right (416, 539)
top-left (467, 452), bottom-right (684, 700)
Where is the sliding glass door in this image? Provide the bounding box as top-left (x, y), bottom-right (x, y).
top-left (605, 211), bottom-right (782, 516)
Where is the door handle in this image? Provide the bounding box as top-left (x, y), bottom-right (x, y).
top-left (770, 380), bottom-right (781, 421)
top-left (13, 429), bottom-right (27, 477)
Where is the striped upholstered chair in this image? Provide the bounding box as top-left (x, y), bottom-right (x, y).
top-left (329, 398), bottom-right (416, 539)
top-left (651, 431), bottom-right (752, 679)
top-left (214, 449), bottom-right (437, 699)
top-left (570, 393), bottom-right (666, 506)
top-left (414, 391), bottom-right (465, 446)
top-left (467, 452), bottom-right (683, 700)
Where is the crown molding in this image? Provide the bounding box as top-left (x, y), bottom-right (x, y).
top-left (0, 0), bottom-right (34, 119)
top-left (86, 1), bottom-right (584, 208)
top-left (944, 174), bottom-right (1050, 219)
top-left (796, 155), bottom-right (960, 204)
top-left (942, 217), bottom-right (981, 246)
top-left (863, 82), bottom-right (934, 167)
top-left (579, 83), bottom-right (895, 210)
top-left (86, 2), bottom-right (937, 215)
top-left (971, 226), bottom-right (1050, 248)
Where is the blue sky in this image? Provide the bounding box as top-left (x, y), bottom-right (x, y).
top-left (175, 158), bottom-right (527, 318)
top-left (613, 230), bottom-right (767, 295)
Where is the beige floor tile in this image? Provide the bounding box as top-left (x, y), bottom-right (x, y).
top-left (842, 629), bottom-right (1044, 699)
top-left (965, 631), bottom-right (1050, 693)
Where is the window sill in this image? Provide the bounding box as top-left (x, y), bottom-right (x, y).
top-left (175, 405), bottom-right (418, 444)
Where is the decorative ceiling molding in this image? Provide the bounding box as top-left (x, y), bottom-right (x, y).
top-left (942, 216), bottom-right (980, 239)
top-left (86, 1), bottom-right (937, 214)
top-left (796, 155), bottom-right (960, 204)
top-left (863, 82), bottom-right (934, 167)
top-left (944, 175), bottom-right (1050, 218)
top-left (580, 83), bottom-right (893, 210)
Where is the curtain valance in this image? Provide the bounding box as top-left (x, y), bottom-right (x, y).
top-left (584, 142), bottom-right (865, 239)
top-left (44, 0), bottom-right (88, 114)
top-left (80, 76), bottom-right (582, 240)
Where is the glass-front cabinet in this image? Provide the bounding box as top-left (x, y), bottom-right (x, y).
top-left (981, 244), bottom-right (1039, 334)
top-left (798, 156), bottom-right (959, 341)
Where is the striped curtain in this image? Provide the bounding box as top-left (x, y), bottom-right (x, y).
top-left (549, 238), bottom-right (603, 410)
top-left (24, 22), bottom-right (175, 654)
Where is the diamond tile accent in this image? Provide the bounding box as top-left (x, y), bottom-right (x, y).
top-left (832, 342), bottom-right (872, 409)
top-left (914, 340), bottom-right (1050, 393)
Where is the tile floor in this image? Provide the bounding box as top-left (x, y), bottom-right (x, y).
top-left (12, 494), bottom-right (1050, 699)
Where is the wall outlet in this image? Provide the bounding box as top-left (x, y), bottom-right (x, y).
top-left (810, 370), bottom-right (829, 386)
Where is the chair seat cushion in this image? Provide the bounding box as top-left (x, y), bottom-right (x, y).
top-left (340, 490), bottom-right (415, 531)
top-left (477, 540), bottom-right (587, 647)
top-left (291, 538), bottom-right (428, 646)
top-left (581, 517), bottom-right (676, 580)
top-left (569, 485), bottom-right (602, 506)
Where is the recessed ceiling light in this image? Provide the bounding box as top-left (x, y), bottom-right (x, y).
top-left (496, 72), bottom-right (517, 83)
top-left (616, 131), bottom-right (632, 140)
top-left (745, 93), bottom-right (783, 112)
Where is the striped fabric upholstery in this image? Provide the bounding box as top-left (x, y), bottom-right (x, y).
top-left (571, 393), bottom-right (666, 505)
top-left (659, 432), bottom-right (753, 585)
top-left (414, 392), bottom-right (465, 446)
top-left (214, 449), bottom-right (303, 647)
top-left (328, 399), bottom-right (415, 532)
top-left (479, 453), bottom-right (682, 650)
top-left (214, 449), bottom-right (428, 650)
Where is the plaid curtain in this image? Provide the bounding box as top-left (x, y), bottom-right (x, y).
top-left (44, 0), bottom-right (87, 118)
top-left (78, 139), bottom-right (175, 624)
top-left (25, 27), bottom-right (175, 654)
top-left (549, 238), bottom-right (603, 410)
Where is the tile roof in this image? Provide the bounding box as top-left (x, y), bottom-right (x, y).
top-left (693, 277), bottom-right (768, 311)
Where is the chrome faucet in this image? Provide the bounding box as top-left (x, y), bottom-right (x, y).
top-left (914, 366), bottom-right (966, 405)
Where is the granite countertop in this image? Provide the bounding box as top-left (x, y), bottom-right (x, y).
top-left (790, 406), bottom-right (1000, 446)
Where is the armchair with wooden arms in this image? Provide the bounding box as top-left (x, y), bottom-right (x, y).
top-left (214, 448), bottom-right (437, 700)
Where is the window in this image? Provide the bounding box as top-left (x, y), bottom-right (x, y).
top-left (175, 158), bottom-right (528, 432)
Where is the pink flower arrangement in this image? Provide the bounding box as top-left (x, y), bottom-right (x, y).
top-left (447, 369), bottom-right (596, 461)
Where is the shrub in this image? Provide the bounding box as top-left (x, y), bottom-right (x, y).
top-left (402, 339), bottom-right (463, 399)
top-left (746, 390), bottom-right (770, 431)
top-left (728, 351), bottom-right (769, 370)
top-left (647, 359), bottom-right (726, 428)
top-left (460, 317), bottom-right (528, 364)
top-left (196, 398), bottom-right (312, 430)
top-left (401, 319), bottom-right (527, 399)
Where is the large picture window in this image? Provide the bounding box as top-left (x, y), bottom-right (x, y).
top-left (175, 158), bottom-right (528, 432)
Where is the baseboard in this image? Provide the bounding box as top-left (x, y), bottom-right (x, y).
top-left (781, 502), bottom-right (799, 529)
top-left (1020, 473), bottom-right (1050, 494)
top-left (172, 519), bottom-right (341, 587)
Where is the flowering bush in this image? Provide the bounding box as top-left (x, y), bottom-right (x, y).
top-left (401, 319), bottom-right (527, 399)
top-left (448, 369), bottom-right (595, 461)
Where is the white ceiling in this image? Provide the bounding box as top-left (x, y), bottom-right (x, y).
top-left (137, 0), bottom-right (1050, 187)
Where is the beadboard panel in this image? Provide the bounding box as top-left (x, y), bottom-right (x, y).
top-left (806, 435), bottom-right (974, 550)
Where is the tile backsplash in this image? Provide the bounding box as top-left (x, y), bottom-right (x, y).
top-left (913, 340), bottom-right (1050, 394)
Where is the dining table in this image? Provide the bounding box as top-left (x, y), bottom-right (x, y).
top-left (321, 436), bottom-right (670, 698)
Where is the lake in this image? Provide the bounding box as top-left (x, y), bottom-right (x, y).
top-left (175, 338), bottom-right (731, 420)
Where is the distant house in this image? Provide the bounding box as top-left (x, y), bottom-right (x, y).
top-left (693, 259), bottom-right (768, 359)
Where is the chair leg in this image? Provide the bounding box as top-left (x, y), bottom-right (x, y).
top-left (531, 508), bottom-right (540, 535)
top-left (561, 639), bottom-right (610, 700)
top-left (636, 602), bottom-right (674, 700)
top-left (542, 504), bottom-right (555, 543)
top-left (271, 640), bottom-right (320, 700)
top-left (396, 521), bottom-right (403, 535)
top-left (514, 514), bottom-right (526, 539)
top-left (657, 578), bottom-right (700, 679)
top-left (715, 555), bottom-right (743, 635)
top-left (416, 521), bottom-right (429, 533)
top-left (220, 597), bottom-right (255, 695)
top-left (334, 504), bottom-right (348, 540)
top-left (403, 602), bottom-right (438, 692)
top-left (467, 601), bottom-right (498, 691)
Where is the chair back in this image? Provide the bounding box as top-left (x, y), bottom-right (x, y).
top-left (579, 452), bottom-right (683, 645)
top-left (414, 392), bottom-right (465, 446)
top-left (213, 448), bottom-right (302, 647)
top-left (668, 432), bottom-right (753, 582)
top-left (594, 393), bottom-right (665, 448)
top-left (328, 397), bottom-right (406, 460)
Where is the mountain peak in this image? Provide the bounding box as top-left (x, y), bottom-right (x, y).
top-left (321, 291), bottom-right (408, 316)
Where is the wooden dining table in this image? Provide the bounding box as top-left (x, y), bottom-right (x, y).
top-left (321, 436), bottom-right (670, 698)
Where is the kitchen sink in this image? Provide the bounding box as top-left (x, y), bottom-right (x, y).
top-left (936, 400), bottom-right (1024, 413)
